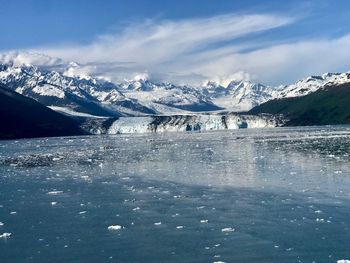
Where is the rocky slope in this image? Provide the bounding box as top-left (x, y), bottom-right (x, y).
top-left (250, 82), bottom-right (350, 126)
top-left (0, 84), bottom-right (85, 139)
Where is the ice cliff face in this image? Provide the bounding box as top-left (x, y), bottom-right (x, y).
top-left (103, 113), bottom-right (283, 134)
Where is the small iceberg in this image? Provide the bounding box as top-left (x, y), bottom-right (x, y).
top-left (0, 233), bottom-right (11, 239)
top-left (47, 191), bottom-right (63, 195)
top-left (108, 225), bottom-right (122, 231)
top-left (221, 227), bottom-right (235, 232)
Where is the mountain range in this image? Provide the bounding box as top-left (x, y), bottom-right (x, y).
top-left (0, 57), bottom-right (350, 139)
top-left (1, 62), bottom-right (349, 119)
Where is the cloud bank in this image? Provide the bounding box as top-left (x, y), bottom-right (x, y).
top-left (2, 12), bottom-right (350, 86)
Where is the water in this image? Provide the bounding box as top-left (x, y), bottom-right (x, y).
top-left (1, 126), bottom-right (350, 262)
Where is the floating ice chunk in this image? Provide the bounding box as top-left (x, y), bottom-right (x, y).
top-left (176, 226), bottom-right (184, 229)
top-left (0, 232), bottom-right (11, 238)
top-left (132, 207), bottom-right (140, 211)
top-left (47, 191), bottom-right (63, 195)
top-left (338, 260), bottom-right (350, 263)
top-left (200, 219), bottom-right (208, 223)
top-left (108, 225), bottom-right (122, 231)
top-left (221, 227), bottom-right (235, 232)
top-left (213, 261), bottom-right (226, 263)
top-left (154, 222), bottom-right (162, 226)
top-left (51, 202), bottom-right (57, 206)
top-left (10, 211), bottom-right (17, 215)
top-left (122, 177), bottom-right (131, 180)
top-left (0, 222), bottom-right (3, 226)
top-left (79, 211), bottom-right (87, 214)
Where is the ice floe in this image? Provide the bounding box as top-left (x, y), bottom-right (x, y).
top-left (221, 227), bottom-right (235, 232)
top-left (47, 191), bottom-right (63, 195)
top-left (107, 225), bottom-right (122, 231)
top-left (0, 232), bottom-right (11, 238)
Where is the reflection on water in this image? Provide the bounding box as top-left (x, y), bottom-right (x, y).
top-left (1, 126), bottom-right (350, 262)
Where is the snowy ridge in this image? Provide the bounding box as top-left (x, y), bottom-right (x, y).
top-left (119, 79), bottom-right (222, 112)
top-left (0, 64), bottom-right (162, 117)
top-left (277, 72), bottom-right (350, 98)
top-left (201, 80), bottom-right (276, 111)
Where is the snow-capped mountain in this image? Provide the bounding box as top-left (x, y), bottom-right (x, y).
top-left (201, 80), bottom-right (276, 112)
top-left (1, 59), bottom-right (349, 118)
top-left (0, 64), bottom-right (155, 117)
top-left (0, 63), bottom-right (262, 116)
top-left (119, 79), bottom-right (222, 113)
top-left (277, 72), bottom-right (350, 98)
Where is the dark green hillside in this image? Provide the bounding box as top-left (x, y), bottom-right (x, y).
top-left (0, 85), bottom-right (86, 140)
top-left (249, 83), bottom-right (350, 126)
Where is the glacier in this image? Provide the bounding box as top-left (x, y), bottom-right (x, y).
top-left (104, 113), bottom-right (283, 134)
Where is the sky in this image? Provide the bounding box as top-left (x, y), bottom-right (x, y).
top-left (1, 0), bottom-right (350, 86)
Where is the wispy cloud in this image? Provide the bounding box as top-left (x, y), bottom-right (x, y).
top-left (3, 12), bottom-right (350, 86)
top-left (31, 13), bottom-right (294, 84)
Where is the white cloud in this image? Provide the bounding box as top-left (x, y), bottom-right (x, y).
top-left (194, 34), bottom-right (350, 85)
top-left (0, 51), bottom-right (64, 68)
top-left (2, 12), bottom-right (350, 86)
top-left (29, 13), bottom-right (294, 84)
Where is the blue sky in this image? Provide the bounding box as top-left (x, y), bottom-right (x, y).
top-left (1, 0), bottom-right (350, 86)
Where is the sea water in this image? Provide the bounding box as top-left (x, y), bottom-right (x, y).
top-left (1, 126), bottom-right (350, 262)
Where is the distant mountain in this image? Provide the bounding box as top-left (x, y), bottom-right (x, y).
top-left (201, 80), bottom-right (276, 111)
top-left (1, 59), bottom-right (350, 121)
top-left (249, 82), bottom-right (350, 126)
top-left (276, 72), bottom-right (350, 98)
top-left (0, 84), bottom-right (86, 139)
top-left (119, 79), bottom-right (223, 113)
top-left (0, 63), bottom-right (276, 116)
top-left (0, 64), bottom-right (154, 117)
